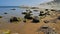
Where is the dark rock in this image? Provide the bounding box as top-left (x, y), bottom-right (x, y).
top-left (39, 11), bottom-right (50, 16)
top-left (29, 11), bottom-right (32, 13)
top-left (39, 13), bottom-right (44, 16)
top-left (45, 9), bottom-right (48, 11)
top-left (47, 13), bottom-right (50, 15)
top-left (24, 12), bottom-right (33, 19)
top-left (23, 19), bottom-right (26, 22)
top-left (39, 11), bottom-right (44, 16)
top-left (33, 10), bottom-right (38, 12)
top-left (51, 9), bottom-right (56, 11)
top-left (32, 16), bottom-right (39, 23)
top-left (32, 19), bottom-right (39, 23)
top-left (26, 9), bottom-right (29, 11)
top-left (4, 12), bottom-right (8, 14)
top-left (41, 27), bottom-right (48, 29)
top-left (44, 20), bottom-right (49, 23)
top-left (57, 16), bottom-right (60, 20)
top-left (40, 11), bottom-right (44, 13)
top-left (10, 17), bottom-right (19, 22)
top-left (22, 12), bottom-right (27, 14)
top-left (11, 9), bottom-right (16, 10)
top-left (24, 15), bottom-right (33, 19)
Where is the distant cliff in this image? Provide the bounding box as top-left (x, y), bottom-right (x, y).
top-left (39, 0), bottom-right (60, 9)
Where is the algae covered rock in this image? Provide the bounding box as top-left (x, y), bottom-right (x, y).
top-left (0, 16), bottom-right (2, 18)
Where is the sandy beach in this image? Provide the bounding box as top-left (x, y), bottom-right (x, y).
top-left (0, 8), bottom-right (60, 34)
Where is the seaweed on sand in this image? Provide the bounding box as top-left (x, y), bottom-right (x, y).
top-left (2, 30), bottom-right (11, 34)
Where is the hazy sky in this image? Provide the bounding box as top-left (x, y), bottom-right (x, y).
top-left (0, 0), bottom-right (53, 6)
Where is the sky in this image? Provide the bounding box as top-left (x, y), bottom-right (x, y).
top-left (0, 0), bottom-right (53, 6)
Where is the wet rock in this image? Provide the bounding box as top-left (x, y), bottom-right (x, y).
top-left (51, 9), bottom-right (56, 11)
top-left (29, 11), bottom-right (32, 13)
top-left (33, 10), bottom-right (38, 12)
top-left (23, 19), bottom-right (26, 23)
top-left (24, 10), bottom-right (33, 19)
top-left (39, 13), bottom-right (44, 16)
top-left (4, 12), bottom-right (8, 14)
top-left (32, 16), bottom-right (39, 23)
top-left (22, 12), bottom-right (27, 14)
top-left (40, 11), bottom-right (44, 13)
top-left (39, 11), bottom-right (50, 16)
top-left (41, 27), bottom-right (48, 29)
top-left (39, 11), bottom-right (44, 16)
top-left (10, 17), bottom-right (20, 22)
top-left (45, 9), bottom-right (48, 11)
top-left (11, 8), bottom-right (16, 10)
top-left (24, 15), bottom-right (33, 19)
